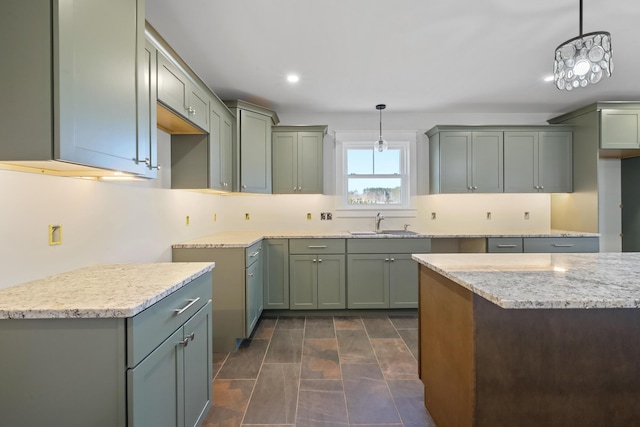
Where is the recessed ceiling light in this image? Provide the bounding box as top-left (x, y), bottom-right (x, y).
top-left (543, 75), bottom-right (554, 82)
top-left (287, 74), bottom-right (299, 83)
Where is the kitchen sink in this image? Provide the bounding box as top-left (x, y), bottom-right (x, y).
top-left (349, 230), bottom-right (419, 236)
top-left (378, 230), bottom-right (419, 236)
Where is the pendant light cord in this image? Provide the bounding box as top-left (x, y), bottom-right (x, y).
top-left (579, 0), bottom-right (583, 36)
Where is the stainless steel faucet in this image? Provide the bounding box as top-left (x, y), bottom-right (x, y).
top-left (375, 212), bottom-right (385, 232)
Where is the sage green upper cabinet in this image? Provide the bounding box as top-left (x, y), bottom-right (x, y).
top-left (600, 109), bottom-right (640, 149)
top-left (504, 130), bottom-right (573, 193)
top-left (209, 99), bottom-right (235, 191)
top-left (272, 126), bottom-right (327, 194)
top-left (225, 100), bottom-right (280, 193)
top-left (0, 0), bottom-right (153, 176)
top-left (136, 40), bottom-right (159, 178)
top-left (428, 129), bottom-right (504, 193)
top-left (157, 53), bottom-right (209, 132)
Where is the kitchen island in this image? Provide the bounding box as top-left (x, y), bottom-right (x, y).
top-left (0, 262), bottom-right (214, 427)
top-left (413, 253), bottom-right (640, 427)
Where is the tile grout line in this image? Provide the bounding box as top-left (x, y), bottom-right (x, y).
top-left (292, 316), bottom-right (306, 426)
top-left (238, 316), bottom-right (277, 427)
top-left (335, 315), bottom-right (354, 427)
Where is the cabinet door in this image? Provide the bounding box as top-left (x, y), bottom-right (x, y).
top-left (183, 302), bottom-right (213, 427)
top-left (157, 54), bottom-right (187, 118)
top-left (347, 254), bottom-right (389, 309)
top-left (240, 110), bottom-right (272, 193)
top-left (297, 132), bottom-right (324, 194)
top-left (600, 109), bottom-right (640, 149)
top-left (272, 132), bottom-right (298, 194)
top-left (504, 132), bottom-right (538, 193)
top-left (187, 85), bottom-right (209, 131)
top-left (246, 259), bottom-right (262, 336)
top-left (538, 131), bottom-right (572, 193)
top-left (471, 132), bottom-right (503, 192)
top-left (439, 132), bottom-right (472, 193)
top-left (317, 255), bottom-right (346, 309)
top-left (220, 111), bottom-right (234, 190)
top-left (209, 105), bottom-right (223, 190)
top-left (389, 254), bottom-right (418, 308)
top-left (290, 255), bottom-right (317, 309)
top-left (136, 39), bottom-right (158, 178)
top-left (128, 328), bottom-right (183, 427)
top-left (264, 239), bottom-right (290, 309)
top-left (57, 0), bottom-right (147, 175)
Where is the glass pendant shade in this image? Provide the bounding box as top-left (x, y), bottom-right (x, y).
top-left (554, 0), bottom-right (612, 91)
top-left (374, 104), bottom-right (388, 152)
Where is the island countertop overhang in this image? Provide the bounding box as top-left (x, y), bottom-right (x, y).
top-left (413, 252), bottom-right (640, 309)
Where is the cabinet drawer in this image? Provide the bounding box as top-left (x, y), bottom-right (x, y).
top-left (347, 238), bottom-right (431, 254)
top-left (289, 238), bottom-right (345, 254)
top-left (127, 272), bottom-right (212, 367)
top-left (246, 241), bottom-right (263, 266)
top-left (523, 237), bottom-right (599, 253)
top-left (487, 237), bottom-right (523, 253)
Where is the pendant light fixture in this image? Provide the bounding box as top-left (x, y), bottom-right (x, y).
top-left (375, 104), bottom-right (388, 152)
top-left (554, 0), bottom-right (612, 91)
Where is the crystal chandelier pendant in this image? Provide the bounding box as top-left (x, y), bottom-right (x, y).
top-left (554, 31), bottom-right (612, 91)
top-left (553, 0), bottom-right (612, 91)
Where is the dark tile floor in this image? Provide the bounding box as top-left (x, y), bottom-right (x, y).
top-left (202, 314), bottom-right (437, 427)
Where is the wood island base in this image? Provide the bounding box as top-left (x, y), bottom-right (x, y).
top-left (418, 265), bottom-right (640, 427)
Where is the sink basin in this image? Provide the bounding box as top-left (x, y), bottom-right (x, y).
top-left (349, 230), bottom-right (419, 236)
top-left (378, 230), bottom-right (419, 236)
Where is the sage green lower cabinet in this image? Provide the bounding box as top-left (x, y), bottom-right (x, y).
top-left (246, 244), bottom-right (264, 335)
top-left (173, 242), bottom-right (264, 352)
top-left (290, 255), bottom-right (346, 309)
top-left (0, 272), bottom-right (213, 427)
top-left (289, 238), bottom-right (346, 310)
top-left (264, 239), bottom-right (290, 309)
top-left (128, 301), bottom-right (212, 427)
top-left (346, 238), bottom-right (431, 309)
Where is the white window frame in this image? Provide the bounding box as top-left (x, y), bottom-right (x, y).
top-left (335, 130), bottom-right (417, 215)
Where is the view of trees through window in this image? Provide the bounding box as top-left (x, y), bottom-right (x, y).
top-left (346, 148), bottom-right (402, 205)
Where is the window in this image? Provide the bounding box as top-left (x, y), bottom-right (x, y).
top-left (335, 131), bottom-right (416, 211)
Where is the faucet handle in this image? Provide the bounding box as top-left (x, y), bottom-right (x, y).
top-left (403, 223), bottom-right (410, 231)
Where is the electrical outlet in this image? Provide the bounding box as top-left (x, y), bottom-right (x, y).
top-left (486, 212), bottom-right (492, 220)
top-left (245, 213), bottom-right (250, 221)
top-left (306, 212), bottom-right (312, 220)
top-left (431, 212), bottom-right (437, 220)
top-left (320, 213), bottom-right (326, 220)
top-left (186, 216), bottom-right (190, 226)
top-left (327, 212), bottom-right (332, 220)
top-left (48, 225), bottom-right (62, 246)
top-left (213, 213), bottom-right (217, 222)
top-left (524, 212), bottom-right (530, 220)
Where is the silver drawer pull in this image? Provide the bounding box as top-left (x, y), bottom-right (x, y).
top-left (250, 251), bottom-right (260, 257)
top-left (307, 245), bottom-right (327, 249)
top-left (248, 272), bottom-right (254, 277)
top-left (174, 297), bottom-right (201, 315)
top-left (553, 244), bottom-right (574, 247)
top-left (497, 244), bottom-right (517, 248)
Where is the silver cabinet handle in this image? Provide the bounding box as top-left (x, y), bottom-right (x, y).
top-left (473, 186), bottom-right (478, 190)
top-left (242, 184), bottom-right (247, 189)
top-left (497, 244), bottom-right (517, 248)
top-left (250, 251), bottom-right (260, 257)
top-left (174, 297), bottom-right (200, 315)
top-left (318, 259), bottom-right (322, 263)
top-left (385, 258), bottom-right (390, 262)
top-left (248, 272), bottom-right (254, 277)
top-left (307, 245), bottom-right (327, 249)
top-left (552, 244), bottom-right (574, 247)
top-left (390, 258), bottom-right (395, 262)
top-left (179, 332), bottom-right (195, 347)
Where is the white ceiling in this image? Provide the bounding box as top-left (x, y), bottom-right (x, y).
top-left (145, 0), bottom-right (640, 115)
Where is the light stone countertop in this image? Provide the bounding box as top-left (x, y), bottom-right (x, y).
top-left (172, 229), bottom-right (599, 249)
top-left (413, 252), bottom-right (640, 310)
top-left (0, 263), bottom-right (214, 319)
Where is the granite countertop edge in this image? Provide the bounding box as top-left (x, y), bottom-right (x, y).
top-left (0, 262), bottom-right (215, 320)
top-left (413, 253), bottom-right (640, 310)
top-left (172, 229), bottom-right (599, 249)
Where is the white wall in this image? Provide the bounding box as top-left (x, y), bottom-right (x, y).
top-left (0, 111), bottom-right (558, 289)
